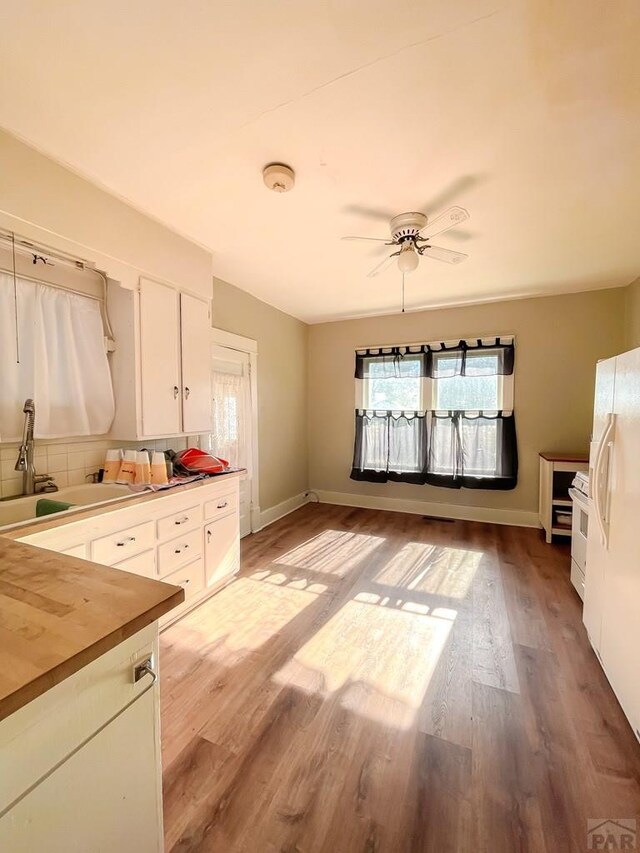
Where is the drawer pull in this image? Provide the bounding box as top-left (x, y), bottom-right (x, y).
top-left (174, 544), bottom-right (190, 555)
top-left (174, 516), bottom-right (190, 525)
top-left (217, 501), bottom-right (228, 509)
top-left (179, 578), bottom-right (191, 588)
top-left (116, 536), bottom-right (136, 547)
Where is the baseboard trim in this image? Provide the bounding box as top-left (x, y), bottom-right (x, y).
top-left (255, 492), bottom-right (311, 531)
top-left (312, 489), bottom-right (540, 528)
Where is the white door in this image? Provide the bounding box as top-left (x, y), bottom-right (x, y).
top-left (180, 292), bottom-right (212, 434)
top-left (210, 345), bottom-right (254, 537)
top-left (583, 355), bottom-right (616, 652)
top-left (139, 278), bottom-right (181, 436)
top-left (599, 346), bottom-right (640, 736)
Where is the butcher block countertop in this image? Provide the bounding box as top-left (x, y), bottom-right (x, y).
top-left (0, 472), bottom-right (244, 721)
top-left (0, 538), bottom-right (184, 722)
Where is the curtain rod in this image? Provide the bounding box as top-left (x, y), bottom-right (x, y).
top-left (0, 229), bottom-right (115, 341)
top-left (0, 265), bottom-right (103, 303)
top-left (355, 333), bottom-right (516, 352)
top-left (0, 228), bottom-right (95, 272)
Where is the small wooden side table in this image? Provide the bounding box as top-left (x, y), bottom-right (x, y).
top-left (539, 452), bottom-right (589, 544)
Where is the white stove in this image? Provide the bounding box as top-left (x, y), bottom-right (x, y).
top-left (569, 472), bottom-right (590, 600)
top-left (572, 470), bottom-right (590, 499)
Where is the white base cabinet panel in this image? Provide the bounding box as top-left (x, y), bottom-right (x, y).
top-left (0, 625), bottom-right (163, 853)
top-left (1, 690), bottom-right (160, 853)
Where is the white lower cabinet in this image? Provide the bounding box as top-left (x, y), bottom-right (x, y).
top-left (0, 625), bottom-right (162, 853)
top-left (19, 476), bottom-right (241, 629)
top-left (205, 511), bottom-right (240, 589)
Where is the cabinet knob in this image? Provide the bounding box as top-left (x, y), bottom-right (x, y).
top-left (173, 385), bottom-right (180, 399)
top-left (184, 386), bottom-right (191, 400)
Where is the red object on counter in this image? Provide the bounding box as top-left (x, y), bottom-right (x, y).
top-left (174, 448), bottom-right (229, 475)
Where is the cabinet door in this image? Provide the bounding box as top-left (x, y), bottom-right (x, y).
top-left (204, 512), bottom-right (240, 589)
top-left (0, 689), bottom-right (162, 853)
top-left (139, 278), bottom-right (181, 436)
top-left (180, 292), bottom-right (212, 434)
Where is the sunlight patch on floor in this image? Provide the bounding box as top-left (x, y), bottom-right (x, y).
top-left (374, 541), bottom-right (482, 599)
top-left (249, 568), bottom-right (328, 595)
top-left (167, 576), bottom-right (320, 665)
top-left (273, 596), bottom-right (455, 729)
top-left (273, 529), bottom-right (385, 577)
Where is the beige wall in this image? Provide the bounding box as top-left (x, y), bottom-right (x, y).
top-left (308, 288), bottom-right (627, 522)
top-left (0, 129), bottom-right (212, 294)
top-left (212, 277), bottom-right (308, 512)
top-left (625, 277), bottom-right (640, 350)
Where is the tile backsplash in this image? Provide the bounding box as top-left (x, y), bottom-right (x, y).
top-left (0, 435), bottom-right (205, 499)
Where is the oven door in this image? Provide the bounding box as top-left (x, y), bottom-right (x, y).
top-left (569, 487), bottom-right (589, 576)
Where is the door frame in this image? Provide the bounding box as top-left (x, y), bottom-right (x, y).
top-left (211, 328), bottom-right (260, 533)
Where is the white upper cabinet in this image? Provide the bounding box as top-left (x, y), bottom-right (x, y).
top-left (109, 277), bottom-right (212, 439)
top-left (180, 291), bottom-right (213, 434)
top-left (140, 278), bottom-right (182, 436)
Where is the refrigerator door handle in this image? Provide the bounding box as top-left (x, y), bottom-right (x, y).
top-left (593, 412), bottom-right (616, 548)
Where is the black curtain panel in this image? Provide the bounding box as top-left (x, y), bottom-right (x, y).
top-left (350, 338), bottom-right (518, 490)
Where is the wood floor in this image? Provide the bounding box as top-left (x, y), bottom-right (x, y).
top-left (160, 504), bottom-right (640, 852)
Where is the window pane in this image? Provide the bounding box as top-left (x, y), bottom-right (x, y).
top-left (434, 374), bottom-right (499, 410)
top-left (462, 419), bottom-right (498, 475)
top-left (365, 357), bottom-right (421, 410)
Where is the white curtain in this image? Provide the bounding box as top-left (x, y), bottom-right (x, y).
top-left (210, 368), bottom-right (245, 468)
top-left (0, 272), bottom-right (115, 440)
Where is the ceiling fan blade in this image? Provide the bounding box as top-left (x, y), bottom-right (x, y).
top-left (419, 206), bottom-right (470, 240)
top-left (367, 253), bottom-right (398, 278)
top-left (341, 235), bottom-right (391, 243)
top-left (422, 245), bottom-right (468, 265)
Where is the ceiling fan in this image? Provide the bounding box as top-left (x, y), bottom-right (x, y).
top-left (342, 206), bottom-right (470, 277)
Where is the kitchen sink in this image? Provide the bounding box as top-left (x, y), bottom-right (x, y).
top-left (0, 483), bottom-right (137, 531)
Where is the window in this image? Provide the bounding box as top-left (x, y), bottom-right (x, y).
top-left (363, 354), bottom-right (423, 411)
top-left (351, 338), bottom-right (517, 490)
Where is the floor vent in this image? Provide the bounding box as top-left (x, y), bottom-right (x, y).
top-left (422, 515), bottom-right (455, 523)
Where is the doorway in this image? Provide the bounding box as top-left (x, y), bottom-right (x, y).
top-left (209, 330), bottom-right (259, 537)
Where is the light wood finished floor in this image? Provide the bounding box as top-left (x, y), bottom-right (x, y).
top-left (161, 504), bottom-right (640, 852)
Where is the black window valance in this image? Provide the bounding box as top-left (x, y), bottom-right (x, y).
top-left (355, 337), bottom-right (514, 379)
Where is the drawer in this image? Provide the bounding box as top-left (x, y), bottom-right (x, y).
top-left (163, 558), bottom-right (205, 604)
top-left (157, 503), bottom-right (201, 541)
top-left (157, 527), bottom-right (202, 578)
top-left (91, 520), bottom-right (155, 566)
top-left (113, 548), bottom-right (155, 579)
top-left (204, 489), bottom-right (238, 522)
top-left (570, 558), bottom-right (585, 601)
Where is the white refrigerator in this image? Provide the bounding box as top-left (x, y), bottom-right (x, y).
top-left (583, 346), bottom-right (640, 742)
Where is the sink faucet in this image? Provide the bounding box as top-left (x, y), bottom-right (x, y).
top-left (14, 399), bottom-right (57, 496)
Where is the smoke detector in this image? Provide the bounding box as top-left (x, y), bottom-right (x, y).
top-left (263, 163), bottom-right (295, 193)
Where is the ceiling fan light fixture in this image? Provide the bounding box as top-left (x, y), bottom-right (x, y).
top-left (397, 245), bottom-right (419, 273)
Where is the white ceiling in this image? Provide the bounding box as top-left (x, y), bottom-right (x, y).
top-left (1, 1), bottom-right (639, 322)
